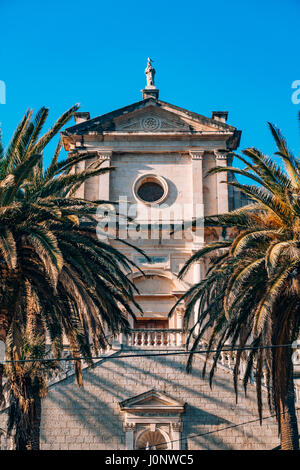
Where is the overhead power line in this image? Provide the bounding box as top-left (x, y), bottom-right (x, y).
top-left (139, 407), bottom-right (300, 450)
top-left (2, 343), bottom-right (295, 364)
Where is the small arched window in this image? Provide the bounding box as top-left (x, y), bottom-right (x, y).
top-left (136, 430), bottom-right (169, 450)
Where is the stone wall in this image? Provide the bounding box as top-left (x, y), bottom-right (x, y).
top-left (2, 350), bottom-right (286, 450)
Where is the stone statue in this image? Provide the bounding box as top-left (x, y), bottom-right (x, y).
top-left (145, 58), bottom-right (155, 88)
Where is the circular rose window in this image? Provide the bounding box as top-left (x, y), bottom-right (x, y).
top-left (133, 175), bottom-right (168, 205)
top-left (141, 116), bottom-right (161, 131)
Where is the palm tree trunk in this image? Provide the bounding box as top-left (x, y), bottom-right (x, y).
top-left (14, 394), bottom-right (41, 450)
top-left (20, 281), bottom-right (42, 450)
top-left (0, 267), bottom-right (21, 342)
top-left (28, 394), bottom-right (41, 450)
top-left (279, 364), bottom-right (299, 450)
top-left (0, 313), bottom-right (8, 405)
top-left (0, 311), bottom-right (9, 342)
top-left (0, 324), bottom-right (7, 343)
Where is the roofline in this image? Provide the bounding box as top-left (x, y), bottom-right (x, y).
top-left (63, 97), bottom-right (237, 136)
top-left (64, 97), bottom-right (156, 134)
top-left (157, 99), bottom-right (235, 131)
top-left (119, 388), bottom-right (186, 408)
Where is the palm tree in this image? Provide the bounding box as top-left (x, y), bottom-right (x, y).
top-left (0, 106), bottom-right (143, 449)
top-left (6, 292), bottom-right (59, 451)
top-left (172, 121), bottom-right (300, 450)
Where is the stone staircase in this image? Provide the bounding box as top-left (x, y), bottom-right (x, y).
top-left (46, 331), bottom-right (300, 403)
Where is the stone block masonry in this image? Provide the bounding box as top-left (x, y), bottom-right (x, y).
top-left (25, 352), bottom-right (287, 449)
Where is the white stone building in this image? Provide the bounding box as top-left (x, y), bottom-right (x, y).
top-left (61, 63), bottom-right (244, 337)
top-left (1, 63), bottom-right (299, 450)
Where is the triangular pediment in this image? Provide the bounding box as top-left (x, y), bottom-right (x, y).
top-left (64, 98), bottom-right (236, 136)
top-left (119, 389), bottom-right (185, 412)
top-left (114, 106), bottom-right (191, 132)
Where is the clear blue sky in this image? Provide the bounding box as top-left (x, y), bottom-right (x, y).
top-left (0, 0), bottom-right (299, 169)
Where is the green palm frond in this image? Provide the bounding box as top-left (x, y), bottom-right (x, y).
top-left (0, 129), bottom-right (4, 161)
top-left (2, 154), bottom-right (42, 205)
top-left (253, 261), bottom-right (299, 335)
top-left (206, 165), bottom-right (265, 187)
top-left (178, 241), bottom-right (231, 278)
top-left (0, 105), bottom-right (146, 449)
top-left (268, 122), bottom-right (300, 187)
top-left (227, 182), bottom-right (293, 221)
top-left (31, 104), bottom-right (79, 155)
top-left (25, 107), bottom-right (49, 157)
top-left (2, 110), bottom-right (33, 175)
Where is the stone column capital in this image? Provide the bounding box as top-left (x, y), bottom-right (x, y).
top-left (189, 150), bottom-right (205, 160)
top-left (124, 422), bottom-right (136, 431)
top-left (171, 422), bottom-right (183, 432)
top-left (214, 150), bottom-right (228, 160)
top-left (96, 150), bottom-right (112, 161)
top-left (73, 149), bottom-right (112, 161)
top-left (176, 306), bottom-right (185, 318)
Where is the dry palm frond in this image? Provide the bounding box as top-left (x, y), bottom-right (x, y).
top-left (175, 120), bottom-right (300, 449)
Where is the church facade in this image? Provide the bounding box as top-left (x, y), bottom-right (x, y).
top-left (1, 62), bottom-right (299, 450)
top-left (61, 60), bottom-right (244, 337)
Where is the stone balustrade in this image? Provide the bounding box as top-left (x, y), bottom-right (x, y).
top-left (47, 332), bottom-right (300, 404)
top-left (293, 348), bottom-right (300, 365)
top-left (125, 329), bottom-right (185, 349)
top-left (218, 350), bottom-right (268, 386)
top-left (48, 340), bottom-right (115, 386)
top-left (199, 341), bottom-right (300, 403)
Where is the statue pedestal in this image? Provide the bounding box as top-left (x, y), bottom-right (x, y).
top-left (141, 88), bottom-right (159, 99)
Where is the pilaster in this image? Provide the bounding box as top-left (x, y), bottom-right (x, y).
top-left (189, 150), bottom-right (205, 249)
top-left (124, 422), bottom-right (136, 450)
top-left (171, 422), bottom-right (183, 450)
top-left (214, 151), bottom-right (229, 214)
top-left (97, 151), bottom-right (112, 201)
top-left (175, 306), bottom-right (185, 346)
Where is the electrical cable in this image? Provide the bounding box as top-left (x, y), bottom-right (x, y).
top-left (2, 343), bottom-right (294, 364)
top-left (138, 407), bottom-right (300, 450)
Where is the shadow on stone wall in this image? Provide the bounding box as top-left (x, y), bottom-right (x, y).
top-left (33, 351), bottom-right (281, 450)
